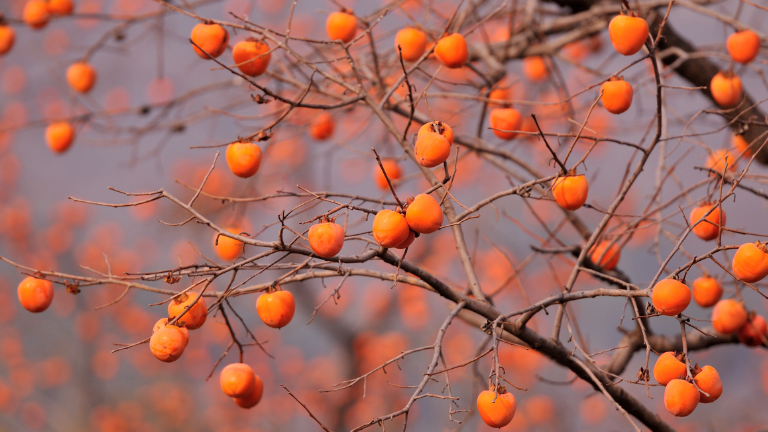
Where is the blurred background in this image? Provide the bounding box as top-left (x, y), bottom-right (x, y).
top-left (0, 0), bottom-right (767, 431)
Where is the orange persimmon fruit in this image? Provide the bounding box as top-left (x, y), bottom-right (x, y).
top-left (405, 194), bottom-right (443, 234)
top-left (414, 132), bottom-right (450, 168)
top-left (691, 276), bottom-right (722, 308)
top-left (23, 0), bottom-right (50, 29)
top-left (552, 175), bottom-right (588, 211)
top-left (308, 217), bottom-right (345, 258)
top-left (694, 365), bottom-right (722, 403)
top-left (395, 28), bottom-right (428, 62)
top-left (608, 13), bottom-right (649, 56)
top-left (17, 276), bottom-right (54, 313)
top-left (66, 62), bottom-right (97, 93)
top-left (372, 209), bottom-right (410, 248)
top-left (664, 379), bottom-right (699, 417)
top-left (588, 240), bottom-right (620, 270)
top-left (191, 23), bottom-right (229, 59)
top-left (738, 314), bottom-right (767, 347)
top-left (220, 363), bottom-right (257, 398)
top-left (256, 287), bottom-right (295, 328)
top-left (309, 112), bottom-right (335, 141)
top-left (653, 352), bottom-right (686, 386)
top-left (489, 108), bottom-right (522, 140)
top-left (214, 229), bottom-right (244, 261)
top-left (418, 121), bottom-right (454, 144)
top-left (600, 77), bottom-right (633, 114)
top-left (651, 279), bottom-right (691, 316)
top-left (522, 56), bottom-right (548, 81)
top-left (233, 374), bottom-right (263, 408)
top-left (434, 33), bottom-right (468, 69)
top-left (149, 325), bottom-right (187, 362)
top-left (706, 149), bottom-right (737, 174)
top-left (0, 26), bottom-right (15, 55)
top-left (732, 241), bottom-right (768, 283)
top-left (45, 122), bottom-right (75, 153)
top-left (710, 72), bottom-right (743, 108)
top-left (326, 11), bottom-right (357, 43)
top-left (689, 203), bottom-right (725, 241)
top-left (711, 299), bottom-right (747, 334)
top-left (373, 159), bottom-right (402, 190)
top-left (48, 0), bottom-right (74, 15)
top-left (733, 134), bottom-right (751, 157)
top-left (226, 142), bottom-right (262, 178)
top-left (152, 318), bottom-right (189, 347)
top-left (727, 30), bottom-right (760, 64)
top-left (167, 292), bottom-right (207, 330)
top-left (232, 39), bottom-right (271, 77)
top-left (477, 386), bottom-right (517, 428)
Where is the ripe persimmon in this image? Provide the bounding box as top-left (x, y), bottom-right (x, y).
top-left (394, 230), bottom-right (415, 249)
top-left (414, 132), bottom-right (450, 168)
top-left (434, 33), bottom-right (468, 69)
top-left (664, 379), bottom-right (699, 417)
top-left (588, 240), bottom-right (620, 270)
top-left (232, 39), bottom-right (271, 77)
top-left (727, 30), bottom-right (760, 64)
top-left (608, 13), bottom-right (649, 56)
top-left (220, 363), bottom-right (257, 398)
top-left (522, 56), bottom-right (548, 81)
top-left (712, 299), bottom-right (747, 334)
top-left (733, 134), bottom-right (751, 157)
top-left (149, 325), bottom-right (186, 362)
top-left (732, 241), bottom-right (768, 283)
top-left (405, 194), bottom-right (443, 234)
top-left (488, 86), bottom-right (511, 107)
top-left (373, 159), bottom-right (402, 190)
top-left (191, 23), bottom-right (229, 59)
top-left (45, 122), bottom-right (75, 153)
top-left (710, 72), bottom-right (743, 107)
top-left (256, 287), bottom-right (295, 328)
top-left (214, 228), bottom-right (244, 261)
top-left (651, 279), bottom-right (691, 316)
top-left (308, 217), bottom-right (345, 258)
top-left (600, 77), bottom-right (633, 114)
top-left (152, 318), bottom-right (189, 347)
top-left (691, 276), bottom-right (722, 308)
top-left (17, 276), bottom-right (54, 313)
top-left (552, 175), bottom-right (588, 211)
top-left (326, 11), bottom-right (357, 43)
top-left (48, 0), bottom-right (74, 15)
top-left (693, 365), bottom-right (722, 403)
top-left (738, 314), bottom-right (767, 347)
top-left (226, 142), bottom-right (262, 178)
top-left (0, 26), bottom-right (15, 55)
top-left (418, 121), bottom-right (454, 144)
top-left (395, 28), bottom-right (428, 62)
top-left (372, 209), bottom-right (410, 248)
top-left (489, 108), bottom-right (522, 140)
top-left (233, 374), bottom-right (263, 408)
top-left (167, 292), bottom-right (207, 330)
top-left (689, 203), bottom-right (725, 241)
top-left (23, 0), bottom-right (50, 29)
top-left (477, 386), bottom-right (516, 428)
top-left (309, 113), bottom-right (335, 141)
top-left (653, 352), bottom-right (686, 386)
top-left (706, 149), bottom-right (737, 174)
top-left (66, 62), bottom-right (97, 93)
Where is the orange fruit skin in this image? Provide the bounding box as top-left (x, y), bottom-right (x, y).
top-left (326, 11), bottom-right (357, 43)
top-left (653, 352), bottom-right (686, 385)
top-left (489, 108), bottom-right (522, 140)
top-left (600, 80), bottom-right (633, 114)
top-left (152, 318), bottom-right (189, 347)
top-left (256, 290), bottom-right (295, 328)
top-left (309, 113), bottom-right (335, 141)
top-left (664, 379), bottom-right (700, 417)
top-left (418, 122), bottom-right (454, 144)
top-left (522, 56), bottom-right (548, 81)
top-left (0, 26), bottom-right (15, 55)
top-left (372, 209), bottom-right (410, 248)
top-left (414, 132), bottom-right (450, 167)
top-left (733, 134), bottom-right (751, 157)
top-left (373, 159), bottom-right (402, 190)
top-left (405, 194), bottom-right (443, 234)
top-left (691, 276), bottom-right (723, 308)
top-left (214, 228), bottom-right (244, 261)
top-left (477, 390), bottom-right (516, 428)
top-left (608, 15), bottom-right (649, 56)
top-left (149, 326), bottom-right (187, 362)
top-left (694, 365), bottom-right (722, 403)
top-left (232, 39), bottom-right (271, 77)
top-left (689, 204), bottom-right (725, 241)
top-left (167, 292), bottom-right (207, 330)
top-left (17, 276), bottom-right (54, 313)
top-left (711, 299), bottom-right (747, 334)
top-left (226, 142), bottom-right (262, 178)
top-left (727, 30), bottom-right (760, 64)
top-left (394, 28), bottom-right (428, 62)
top-left (706, 148), bottom-right (737, 174)
top-left (220, 363), bottom-right (257, 398)
top-left (651, 279), bottom-right (691, 316)
top-left (732, 242), bottom-right (768, 283)
top-left (233, 374), bottom-right (263, 408)
top-left (23, 0), bottom-right (50, 29)
top-left (66, 62), bottom-right (97, 93)
top-left (738, 314), bottom-right (767, 347)
top-left (588, 240), bottom-right (620, 270)
top-left (488, 87), bottom-right (511, 107)
top-left (48, 0), bottom-right (74, 15)
top-left (552, 175), bottom-right (588, 211)
top-left (191, 23), bottom-right (229, 59)
top-left (434, 33), bottom-right (468, 69)
top-left (308, 222), bottom-right (345, 258)
top-left (45, 122), bottom-right (75, 153)
top-left (710, 72), bottom-right (743, 107)
top-left (394, 230), bottom-right (415, 249)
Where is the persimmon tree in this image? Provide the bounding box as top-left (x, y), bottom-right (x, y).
top-left (1, 0), bottom-right (768, 431)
